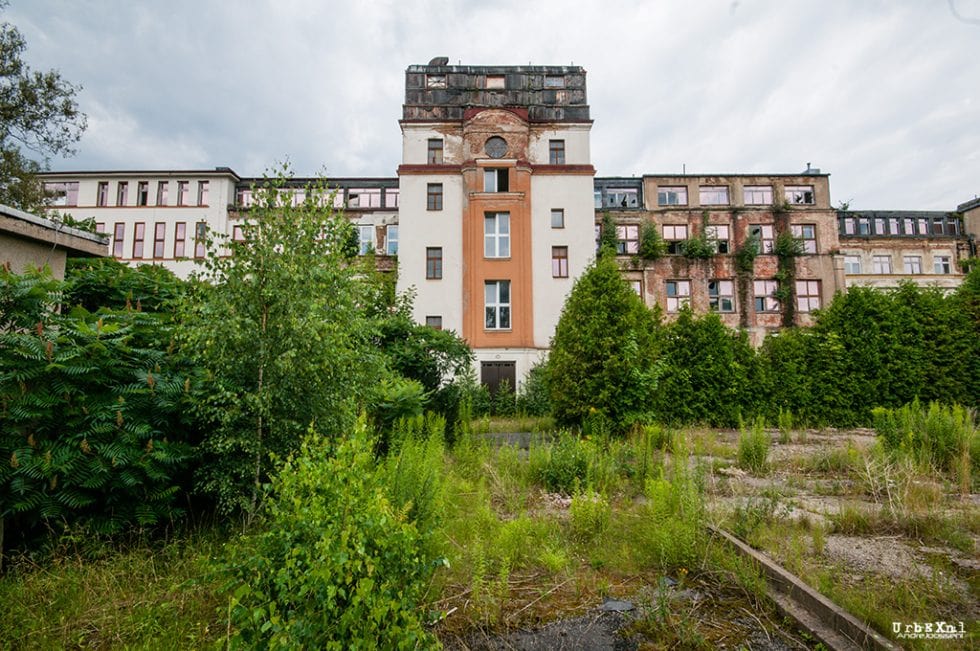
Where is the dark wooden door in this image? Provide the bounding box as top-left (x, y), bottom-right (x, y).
top-left (481, 361), bottom-right (516, 395)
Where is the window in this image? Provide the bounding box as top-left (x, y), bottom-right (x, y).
top-left (785, 185), bottom-right (815, 205)
top-left (97, 181), bottom-right (108, 206)
top-left (748, 224), bottom-right (775, 253)
top-left (385, 188), bottom-right (399, 208)
top-left (132, 222), bottom-right (145, 259)
top-left (665, 280), bottom-right (691, 312)
top-left (549, 140), bottom-right (565, 165)
top-left (872, 255), bottom-right (892, 274)
top-left (484, 212), bottom-right (510, 258)
top-left (791, 224), bottom-right (817, 253)
top-left (903, 255), bottom-right (922, 274)
top-left (137, 181), bottom-right (149, 206)
top-left (348, 188), bottom-right (382, 208)
top-left (708, 280), bottom-right (735, 312)
top-left (699, 186), bottom-right (729, 205)
top-left (844, 255), bottom-right (862, 274)
top-left (153, 222), bottom-right (166, 258)
top-left (174, 222), bottom-right (186, 257)
top-left (934, 255), bottom-right (952, 274)
top-left (44, 181), bottom-right (79, 206)
top-left (112, 223), bottom-right (125, 258)
top-left (194, 222), bottom-right (207, 258)
top-left (425, 316), bottom-right (443, 330)
top-left (385, 225), bottom-right (398, 255)
top-left (198, 181), bottom-right (209, 206)
top-left (426, 74), bottom-right (446, 88)
top-left (425, 247), bottom-right (443, 279)
top-left (116, 181), bottom-right (128, 206)
top-left (705, 224), bottom-right (730, 253)
top-left (484, 168), bottom-right (509, 192)
top-left (232, 225), bottom-right (244, 242)
top-left (95, 222), bottom-right (105, 234)
top-left (156, 181), bottom-right (169, 206)
top-left (663, 224), bottom-right (688, 254)
top-left (358, 224), bottom-right (374, 255)
top-left (796, 280), bottom-right (821, 312)
top-left (485, 74), bottom-right (505, 89)
top-left (629, 280), bottom-right (642, 296)
top-left (551, 209), bottom-right (565, 229)
top-left (485, 280), bottom-right (511, 330)
top-left (616, 225), bottom-right (639, 255)
top-left (427, 138), bottom-right (443, 164)
top-left (177, 181), bottom-right (189, 206)
top-left (552, 246), bottom-right (569, 278)
top-left (426, 183), bottom-right (443, 210)
top-left (754, 280), bottom-right (779, 312)
top-left (743, 185), bottom-right (773, 205)
top-left (544, 75), bottom-right (565, 88)
top-left (603, 188), bottom-right (639, 208)
top-left (657, 186), bottom-right (688, 206)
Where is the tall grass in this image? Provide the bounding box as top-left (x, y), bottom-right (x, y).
top-left (737, 418), bottom-right (770, 474)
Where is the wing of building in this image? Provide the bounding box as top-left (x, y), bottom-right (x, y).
top-left (38, 59), bottom-right (980, 389)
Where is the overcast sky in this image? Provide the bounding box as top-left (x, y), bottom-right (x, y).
top-left (7, 0), bottom-right (979, 210)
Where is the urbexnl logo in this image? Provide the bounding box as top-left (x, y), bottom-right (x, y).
top-left (892, 621), bottom-right (966, 640)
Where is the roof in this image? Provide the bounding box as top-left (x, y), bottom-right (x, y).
top-left (956, 196), bottom-right (980, 212)
top-left (40, 167), bottom-right (241, 180)
top-left (0, 203), bottom-right (109, 257)
top-left (837, 210), bottom-right (956, 219)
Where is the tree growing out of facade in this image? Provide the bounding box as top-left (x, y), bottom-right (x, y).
top-left (178, 169), bottom-right (385, 517)
top-left (548, 255), bottom-right (661, 434)
top-left (0, 5), bottom-right (87, 211)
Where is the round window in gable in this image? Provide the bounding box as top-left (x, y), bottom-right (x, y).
top-left (485, 136), bottom-right (508, 159)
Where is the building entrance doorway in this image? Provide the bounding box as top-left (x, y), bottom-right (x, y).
top-left (480, 361), bottom-right (516, 395)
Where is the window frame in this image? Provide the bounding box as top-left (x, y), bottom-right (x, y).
top-left (197, 181), bottom-right (209, 206)
top-left (796, 280), bottom-right (821, 313)
top-left (425, 247), bottom-right (443, 280)
top-left (548, 139), bottom-right (565, 165)
top-left (791, 223), bottom-right (817, 254)
top-left (426, 183), bottom-right (443, 210)
top-left (156, 181), bottom-right (169, 206)
top-left (112, 222), bottom-right (125, 258)
top-left (177, 181), bottom-right (189, 206)
top-left (699, 185), bottom-right (730, 206)
top-left (425, 316), bottom-right (443, 330)
top-left (153, 222), bottom-right (166, 258)
top-left (708, 279), bottom-right (735, 313)
top-left (116, 181), bottom-right (128, 206)
top-left (934, 255), bottom-right (952, 274)
top-left (748, 224), bottom-right (775, 253)
top-left (657, 186), bottom-right (688, 206)
top-left (358, 224), bottom-right (374, 255)
top-left (665, 280), bottom-right (691, 312)
top-left (743, 185), bottom-right (773, 205)
top-left (785, 185), bottom-right (815, 205)
top-left (484, 212), bottom-right (511, 258)
top-left (385, 225), bottom-right (398, 256)
top-left (551, 208), bottom-right (565, 229)
top-left (903, 255), bottom-right (922, 274)
top-left (194, 222), bottom-right (207, 258)
top-left (97, 181), bottom-right (108, 207)
top-left (844, 255), bottom-right (862, 274)
top-left (552, 246), bottom-right (569, 278)
top-left (753, 279), bottom-right (780, 313)
top-left (137, 181), bottom-right (149, 206)
top-left (173, 222), bottom-right (186, 258)
top-left (616, 224), bottom-right (639, 255)
top-left (872, 255), bottom-right (892, 274)
top-left (705, 224), bottom-right (730, 253)
top-left (484, 168), bottom-right (509, 192)
top-left (427, 138), bottom-right (444, 164)
top-left (484, 280), bottom-right (512, 330)
top-left (663, 224), bottom-right (688, 254)
top-left (132, 222), bottom-right (145, 259)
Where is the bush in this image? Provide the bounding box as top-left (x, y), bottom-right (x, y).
top-left (530, 432), bottom-right (588, 494)
top-left (737, 419), bottom-right (770, 474)
top-left (516, 359), bottom-right (551, 416)
top-left (872, 400), bottom-right (976, 480)
top-left (219, 425), bottom-right (436, 649)
top-left (569, 491), bottom-right (611, 542)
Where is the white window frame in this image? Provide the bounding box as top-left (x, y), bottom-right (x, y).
top-left (903, 255), bottom-right (922, 274)
top-left (749, 224), bottom-right (775, 253)
top-left (484, 168), bottom-right (509, 193)
top-left (705, 224), bottom-right (730, 253)
top-left (385, 225), bottom-right (398, 256)
top-left (616, 224), bottom-right (639, 255)
top-left (785, 185), bottom-right (815, 205)
top-left (844, 255), bottom-right (862, 274)
top-left (699, 186), bottom-right (729, 205)
top-left (484, 212), bottom-right (510, 258)
top-left (485, 280), bottom-right (511, 330)
top-left (657, 186), bottom-right (688, 206)
top-left (358, 224), bottom-right (374, 255)
top-left (796, 280), bottom-right (821, 313)
top-left (743, 185), bottom-right (773, 205)
top-left (934, 255), bottom-right (952, 274)
top-left (791, 223), bottom-right (817, 254)
top-left (872, 255), bottom-right (892, 274)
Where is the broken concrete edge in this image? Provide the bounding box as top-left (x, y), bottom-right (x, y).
top-left (707, 525), bottom-right (901, 651)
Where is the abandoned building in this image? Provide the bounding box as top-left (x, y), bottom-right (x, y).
top-left (39, 59), bottom-right (978, 388)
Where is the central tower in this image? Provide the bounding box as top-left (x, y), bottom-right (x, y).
top-left (397, 59), bottom-right (595, 390)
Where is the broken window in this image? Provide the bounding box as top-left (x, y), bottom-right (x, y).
top-left (708, 280), bottom-right (735, 312)
top-left (137, 181), bottom-right (149, 206)
top-left (791, 223), bottom-right (817, 253)
top-left (426, 74), bottom-right (446, 88)
top-left (934, 255), bottom-right (952, 274)
top-left (705, 224), bottom-right (730, 253)
top-left (785, 185), bottom-right (815, 205)
top-left (663, 224), bottom-right (688, 254)
top-left (544, 75), bottom-right (565, 88)
top-left (485, 75), bottom-right (505, 89)
top-left (753, 280), bottom-right (779, 312)
top-left (605, 188), bottom-right (639, 208)
top-left (616, 225), bottom-right (639, 255)
top-left (665, 280), bottom-right (691, 312)
top-left (749, 224), bottom-right (775, 253)
top-left (484, 168), bottom-right (509, 192)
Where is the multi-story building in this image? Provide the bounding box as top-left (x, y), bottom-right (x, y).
top-left (37, 59), bottom-right (978, 387)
